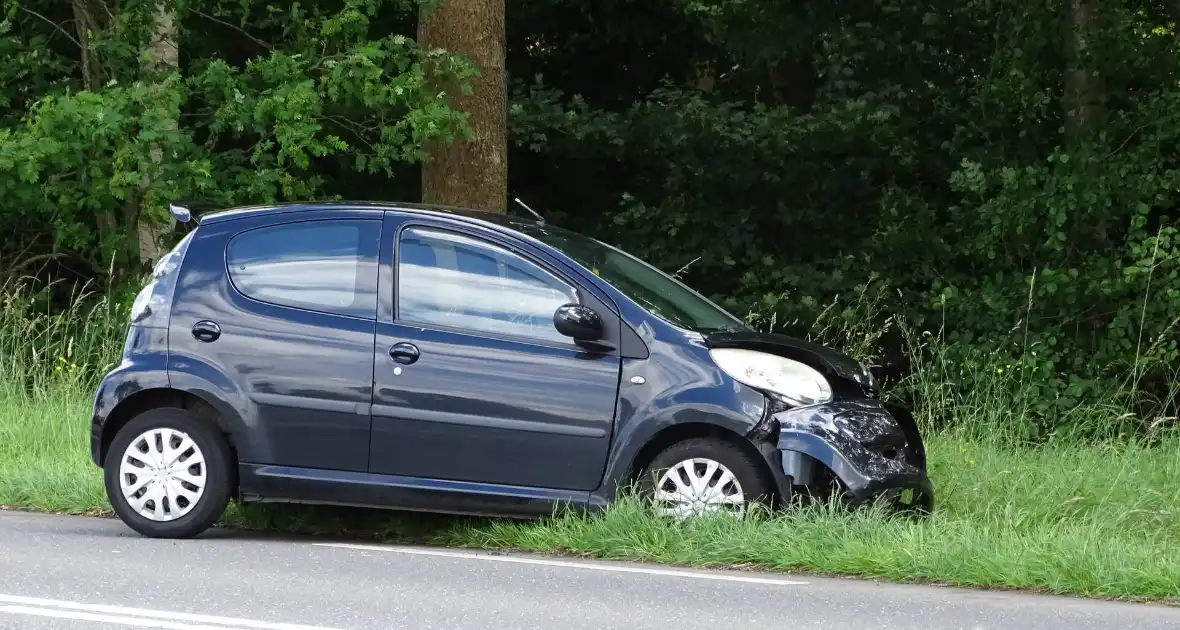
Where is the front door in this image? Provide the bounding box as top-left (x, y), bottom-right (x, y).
top-left (368, 220), bottom-right (621, 491)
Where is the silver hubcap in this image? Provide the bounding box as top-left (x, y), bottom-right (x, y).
top-left (119, 428), bottom-right (207, 522)
top-left (653, 457), bottom-right (746, 518)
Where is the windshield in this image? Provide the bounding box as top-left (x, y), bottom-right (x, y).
top-left (522, 225), bottom-right (750, 333)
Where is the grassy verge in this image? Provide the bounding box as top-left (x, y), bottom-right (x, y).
top-left (2, 391), bottom-right (1178, 603)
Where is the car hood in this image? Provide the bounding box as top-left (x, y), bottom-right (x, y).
top-left (700, 330), bottom-right (875, 389)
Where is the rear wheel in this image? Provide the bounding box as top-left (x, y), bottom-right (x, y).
top-left (637, 437), bottom-right (774, 519)
top-left (103, 408), bottom-right (233, 539)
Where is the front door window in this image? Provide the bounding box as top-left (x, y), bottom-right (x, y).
top-left (397, 226), bottom-right (577, 345)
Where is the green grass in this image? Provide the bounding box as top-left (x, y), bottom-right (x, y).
top-left (2, 279), bottom-right (1179, 603)
top-left (2, 390), bottom-right (1178, 602)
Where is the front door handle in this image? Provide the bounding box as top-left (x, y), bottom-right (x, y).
top-left (192, 320), bottom-right (221, 343)
top-left (388, 342), bottom-right (420, 365)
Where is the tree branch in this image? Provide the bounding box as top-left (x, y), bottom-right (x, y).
top-left (1105, 123), bottom-right (1150, 159)
top-left (17, 5), bottom-right (81, 48)
top-left (10, 252), bottom-right (62, 273)
top-left (189, 8), bottom-right (271, 50)
top-left (324, 115), bottom-right (377, 150)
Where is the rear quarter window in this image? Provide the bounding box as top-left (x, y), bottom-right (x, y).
top-left (225, 219), bottom-right (381, 319)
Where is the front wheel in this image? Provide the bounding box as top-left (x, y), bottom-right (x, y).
top-left (637, 437), bottom-right (776, 519)
top-left (103, 408), bottom-right (234, 539)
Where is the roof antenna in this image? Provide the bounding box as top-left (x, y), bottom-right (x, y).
top-left (514, 197), bottom-right (545, 226)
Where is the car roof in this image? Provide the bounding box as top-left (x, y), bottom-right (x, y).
top-left (196, 200), bottom-right (541, 233)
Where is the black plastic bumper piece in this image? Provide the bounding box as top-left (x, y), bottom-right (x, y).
top-left (774, 398), bottom-right (934, 513)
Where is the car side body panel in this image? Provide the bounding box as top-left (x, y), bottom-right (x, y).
top-left (592, 337), bottom-right (772, 503)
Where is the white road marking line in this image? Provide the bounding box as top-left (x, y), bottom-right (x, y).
top-left (0, 605), bottom-right (241, 629)
top-left (314, 542), bottom-right (808, 586)
top-left (0, 595), bottom-right (343, 630)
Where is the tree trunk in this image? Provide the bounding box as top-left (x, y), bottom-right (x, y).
top-left (1063, 0), bottom-right (1108, 249)
top-left (70, 0), bottom-right (102, 91)
top-left (417, 0), bottom-right (507, 213)
top-left (138, 4), bottom-right (179, 265)
top-left (1063, 0), bottom-right (1105, 144)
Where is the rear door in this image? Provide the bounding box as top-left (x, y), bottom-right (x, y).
top-left (368, 214), bottom-right (622, 491)
top-left (169, 209), bottom-right (380, 472)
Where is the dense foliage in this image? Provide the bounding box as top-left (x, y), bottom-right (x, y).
top-left (0, 0), bottom-right (472, 273)
top-left (1, 0), bottom-right (1177, 436)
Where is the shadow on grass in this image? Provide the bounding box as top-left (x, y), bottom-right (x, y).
top-left (220, 501), bottom-right (511, 547)
top-left (213, 483), bottom-right (856, 550)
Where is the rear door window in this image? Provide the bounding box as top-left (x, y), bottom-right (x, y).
top-left (226, 219), bottom-right (381, 319)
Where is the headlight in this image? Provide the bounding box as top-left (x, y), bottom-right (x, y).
top-left (709, 348), bottom-right (833, 406)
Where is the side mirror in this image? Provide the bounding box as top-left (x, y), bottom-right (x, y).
top-left (553, 303), bottom-right (603, 341)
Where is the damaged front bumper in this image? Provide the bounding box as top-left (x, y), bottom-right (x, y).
top-left (773, 398), bottom-right (934, 513)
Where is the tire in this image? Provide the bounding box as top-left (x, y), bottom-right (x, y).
top-left (637, 437), bottom-right (776, 519)
top-left (103, 407), bottom-right (234, 539)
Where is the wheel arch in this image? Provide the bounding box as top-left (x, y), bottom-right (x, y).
top-left (99, 388), bottom-right (240, 470)
top-left (625, 421), bottom-right (782, 503)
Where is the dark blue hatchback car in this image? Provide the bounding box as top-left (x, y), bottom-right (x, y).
top-left (90, 201), bottom-right (933, 538)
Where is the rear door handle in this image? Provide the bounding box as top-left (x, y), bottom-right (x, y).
top-left (192, 320), bottom-right (221, 343)
top-left (388, 342), bottom-right (420, 365)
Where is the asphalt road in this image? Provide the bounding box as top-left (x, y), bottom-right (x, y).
top-left (0, 511), bottom-right (1175, 630)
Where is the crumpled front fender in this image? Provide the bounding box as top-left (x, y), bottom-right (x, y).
top-left (774, 398), bottom-right (933, 512)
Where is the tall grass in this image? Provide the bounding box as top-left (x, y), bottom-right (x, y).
top-left (0, 279), bottom-right (125, 513)
top-left (0, 279), bottom-right (128, 399)
top-left (787, 275), bottom-right (1180, 444)
top-left (1, 279), bottom-right (1179, 601)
